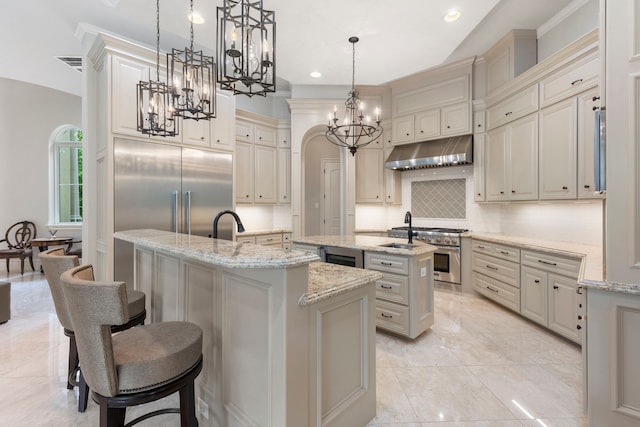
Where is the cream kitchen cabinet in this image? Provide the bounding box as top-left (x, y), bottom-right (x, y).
top-left (356, 142), bottom-right (385, 203)
top-left (485, 113), bottom-right (538, 201)
top-left (521, 249), bottom-right (582, 343)
top-left (473, 133), bottom-right (486, 202)
top-left (441, 102), bottom-right (470, 136)
top-left (392, 102), bottom-right (470, 145)
top-left (538, 86), bottom-right (601, 201)
top-left (483, 29), bottom-right (537, 95)
top-left (383, 144), bottom-right (402, 204)
top-left (235, 141), bottom-right (276, 204)
top-left (210, 90), bottom-right (235, 152)
top-left (486, 83), bottom-right (538, 131)
top-left (277, 125), bottom-right (291, 204)
top-left (471, 240), bottom-right (521, 312)
top-left (365, 250), bottom-right (434, 339)
top-left (539, 51), bottom-right (599, 108)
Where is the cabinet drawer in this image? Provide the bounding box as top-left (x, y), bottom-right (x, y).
top-left (472, 252), bottom-right (520, 287)
top-left (375, 272), bottom-right (409, 305)
top-left (255, 233), bottom-right (283, 246)
top-left (236, 235), bottom-right (256, 244)
top-left (472, 240), bottom-right (520, 262)
top-left (365, 252), bottom-right (409, 275)
top-left (539, 53), bottom-right (599, 108)
top-left (486, 84), bottom-right (538, 130)
top-left (236, 121), bottom-right (254, 143)
top-left (376, 299), bottom-right (410, 335)
top-left (473, 272), bottom-right (521, 312)
top-left (521, 250), bottom-right (581, 279)
top-left (282, 233), bottom-right (291, 243)
top-left (254, 125), bottom-right (276, 147)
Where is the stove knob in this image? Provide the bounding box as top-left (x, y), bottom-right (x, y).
top-left (444, 238), bottom-right (451, 244)
top-left (427, 237), bottom-right (434, 244)
top-left (436, 237), bottom-right (442, 243)
top-left (421, 236), bottom-right (426, 241)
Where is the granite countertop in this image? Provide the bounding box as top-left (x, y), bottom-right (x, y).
top-left (300, 262), bottom-right (383, 306)
top-left (239, 228), bottom-right (292, 237)
top-left (115, 229), bottom-right (318, 269)
top-left (293, 235), bottom-right (437, 256)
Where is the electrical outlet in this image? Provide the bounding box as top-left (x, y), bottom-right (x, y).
top-left (420, 267), bottom-right (427, 277)
top-left (197, 397), bottom-right (209, 420)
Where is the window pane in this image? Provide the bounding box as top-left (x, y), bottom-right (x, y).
top-left (57, 146), bottom-right (83, 222)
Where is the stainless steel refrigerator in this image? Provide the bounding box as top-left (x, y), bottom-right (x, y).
top-left (114, 138), bottom-right (234, 285)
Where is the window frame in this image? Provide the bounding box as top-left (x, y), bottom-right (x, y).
top-left (49, 124), bottom-right (83, 227)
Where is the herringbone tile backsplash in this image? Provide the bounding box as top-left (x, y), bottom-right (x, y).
top-left (411, 179), bottom-right (466, 219)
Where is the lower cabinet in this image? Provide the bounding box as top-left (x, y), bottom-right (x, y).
top-left (472, 238), bottom-right (582, 344)
top-left (365, 251), bottom-right (434, 339)
top-left (236, 231), bottom-right (291, 250)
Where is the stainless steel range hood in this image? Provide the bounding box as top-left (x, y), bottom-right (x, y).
top-left (384, 135), bottom-right (473, 170)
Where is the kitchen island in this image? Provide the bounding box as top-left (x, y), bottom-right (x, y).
top-left (292, 235), bottom-right (437, 339)
top-left (114, 229), bottom-right (382, 427)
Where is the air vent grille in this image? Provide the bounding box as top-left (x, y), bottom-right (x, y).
top-left (56, 56), bottom-right (82, 72)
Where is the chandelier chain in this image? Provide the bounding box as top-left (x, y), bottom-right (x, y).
top-left (189, 0), bottom-right (194, 50)
top-left (155, 0), bottom-right (160, 81)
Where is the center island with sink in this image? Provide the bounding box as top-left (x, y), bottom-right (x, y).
top-left (292, 235), bottom-right (437, 339)
top-left (114, 229), bottom-right (384, 427)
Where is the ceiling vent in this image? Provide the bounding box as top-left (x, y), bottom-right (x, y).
top-left (56, 56), bottom-right (82, 72)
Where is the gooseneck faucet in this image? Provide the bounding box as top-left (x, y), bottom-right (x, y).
top-left (404, 211), bottom-right (416, 244)
top-left (212, 210), bottom-right (245, 239)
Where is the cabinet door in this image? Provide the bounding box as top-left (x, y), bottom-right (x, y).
top-left (509, 113), bottom-right (538, 200)
top-left (236, 121), bottom-right (254, 143)
top-left (255, 124), bottom-right (276, 147)
top-left (577, 87), bottom-right (603, 199)
top-left (548, 273), bottom-right (580, 343)
top-left (441, 103), bottom-right (470, 136)
top-left (112, 56), bottom-right (150, 136)
top-left (414, 109), bottom-right (440, 140)
top-left (485, 126), bottom-right (509, 201)
top-left (384, 145), bottom-right (401, 204)
top-left (211, 90), bottom-right (235, 151)
top-left (254, 144), bottom-right (276, 203)
top-left (520, 266), bottom-right (547, 326)
top-left (539, 98), bottom-right (578, 199)
top-left (473, 133), bottom-right (486, 201)
top-left (392, 115), bottom-right (414, 144)
top-left (182, 119), bottom-right (210, 147)
top-left (235, 141), bottom-right (254, 203)
top-left (356, 147), bottom-right (384, 203)
top-left (277, 148), bottom-right (291, 204)
top-left (486, 46), bottom-right (512, 95)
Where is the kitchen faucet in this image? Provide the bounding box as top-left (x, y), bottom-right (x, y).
top-left (404, 211), bottom-right (417, 244)
top-left (212, 210), bottom-right (245, 239)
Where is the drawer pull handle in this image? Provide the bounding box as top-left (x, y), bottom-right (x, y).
top-left (486, 265), bottom-right (498, 271)
top-left (381, 313), bottom-right (393, 319)
top-left (380, 284), bottom-right (393, 290)
top-left (534, 279), bottom-right (540, 284)
top-left (477, 245), bottom-right (486, 249)
top-left (486, 286), bottom-right (499, 293)
top-left (380, 261), bottom-right (393, 266)
top-left (505, 111), bottom-right (513, 116)
top-left (576, 286), bottom-right (583, 295)
top-left (571, 78), bottom-right (583, 86)
top-left (499, 250), bottom-right (510, 255)
top-left (538, 259), bottom-right (557, 266)
top-left (266, 238), bottom-right (274, 241)
top-left (500, 191), bottom-right (505, 194)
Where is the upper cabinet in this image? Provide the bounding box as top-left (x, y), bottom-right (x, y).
top-left (483, 29), bottom-right (537, 95)
top-left (390, 59), bottom-right (473, 146)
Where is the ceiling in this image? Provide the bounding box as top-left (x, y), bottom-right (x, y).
top-left (1, 0), bottom-right (575, 97)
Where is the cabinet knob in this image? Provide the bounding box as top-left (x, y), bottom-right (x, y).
top-left (534, 280), bottom-right (540, 283)
top-left (592, 96), bottom-right (600, 101)
top-left (447, 125), bottom-right (451, 129)
top-left (477, 193), bottom-right (481, 196)
top-left (200, 136), bottom-right (204, 140)
top-left (576, 324), bottom-right (582, 330)
top-left (562, 186), bottom-right (568, 190)
top-left (584, 184), bottom-right (590, 189)
top-left (216, 139), bottom-right (221, 143)
top-left (511, 190), bottom-right (516, 193)
top-left (420, 130), bottom-right (424, 133)
top-left (246, 194), bottom-right (249, 198)
top-left (259, 136), bottom-right (262, 140)
top-left (284, 195), bottom-right (287, 199)
top-left (578, 315), bottom-right (583, 320)
top-left (406, 133), bottom-right (410, 136)
top-left (259, 195), bottom-right (263, 198)
top-left (553, 285), bottom-right (559, 290)
top-left (500, 191), bottom-right (504, 194)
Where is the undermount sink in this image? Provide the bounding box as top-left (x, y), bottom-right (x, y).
top-left (378, 243), bottom-right (417, 250)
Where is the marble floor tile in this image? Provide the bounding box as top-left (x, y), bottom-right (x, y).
top-left (1, 272), bottom-right (588, 426)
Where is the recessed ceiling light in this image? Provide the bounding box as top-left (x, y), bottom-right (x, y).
top-left (310, 71), bottom-right (322, 78)
top-left (189, 12), bottom-right (205, 24)
top-left (444, 9), bottom-right (461, 22)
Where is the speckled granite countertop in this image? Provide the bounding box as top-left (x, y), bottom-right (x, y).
top-left (115, 229), bottom-right (318, 269)
top-left (300, 262), bottom-right (382, 306)
top-left (293, 235), bottom-right (437, 256)
top-left (466, 231), bottom-right (608, 287)
top-left (239, 228), bottom-right (291, 237)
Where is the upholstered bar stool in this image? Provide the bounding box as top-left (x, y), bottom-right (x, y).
top-left (0, 281), bottom-right (10, 324)
top-left (60, 264), bottom-right (202, 427)
top-left (40, 248), bottom-right (146, 412)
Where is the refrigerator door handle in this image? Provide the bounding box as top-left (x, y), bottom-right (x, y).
top-left (173, 190), bottom-right (179, 232)
top-left (185, 191), bottom-right (192, 235)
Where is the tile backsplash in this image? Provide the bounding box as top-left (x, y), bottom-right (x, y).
top-left (411, 178), bottom-right (466, 219)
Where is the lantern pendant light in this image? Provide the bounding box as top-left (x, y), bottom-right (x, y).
top-left (137, 0), bottom-right (179, 137)
top-left (217, 0), bottom-right (276, 97)
top-left (168, 0), bottom-right (216, 120)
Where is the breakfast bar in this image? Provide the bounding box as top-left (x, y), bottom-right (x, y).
top-left (114, 229), bottom-right (381, 427)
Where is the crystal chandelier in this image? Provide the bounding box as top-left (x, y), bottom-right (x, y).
top-left (168, 0), bottom-right (216, 120)
top-left (326, 37), bottom-right (382, 156)
top-left (217, 0), bottom-right (276, 97)
top-left (136, 0), bottom-right (178, 137)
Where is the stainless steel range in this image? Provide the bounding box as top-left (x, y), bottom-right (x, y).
top-left (388, 227), bottom-right (468, 287)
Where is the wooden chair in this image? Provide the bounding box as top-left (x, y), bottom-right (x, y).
top-left (40, 248), bottom-right (146, 413)
top-left (65, 240), bottom-right (82, 258)
top-left (60, 264), bottom-right (202, 426)
top-left (0, 220), bottom-right (37, 275)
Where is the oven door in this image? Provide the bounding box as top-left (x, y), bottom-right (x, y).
top-left (433, 246), bottom-right (461, 285)
top-left (320, 246), bottom-right (364, 269)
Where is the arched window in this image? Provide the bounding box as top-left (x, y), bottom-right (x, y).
top-left (50, 125), bottom-right (83, 224)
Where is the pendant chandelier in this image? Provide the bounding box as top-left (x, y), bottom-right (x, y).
top-left (168, 0), bottom-right (216, 120)
top-left (217, 0), bottom-right (276, 97)
top-left (136, 0), bottom-right (178, 137)
top-left (326, 36), bottom-right (382, 156)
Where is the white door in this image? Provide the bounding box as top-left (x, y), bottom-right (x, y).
top-left (322, 160), bottom-right (341, 235)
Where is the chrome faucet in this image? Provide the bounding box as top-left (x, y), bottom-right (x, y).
top-left (404, 211), bottom-right (416, 244)
top-left (212, 210), bottom-right (245, 239)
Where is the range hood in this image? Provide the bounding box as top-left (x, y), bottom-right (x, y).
top-left (384, 135), bottom-right (473, 170)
